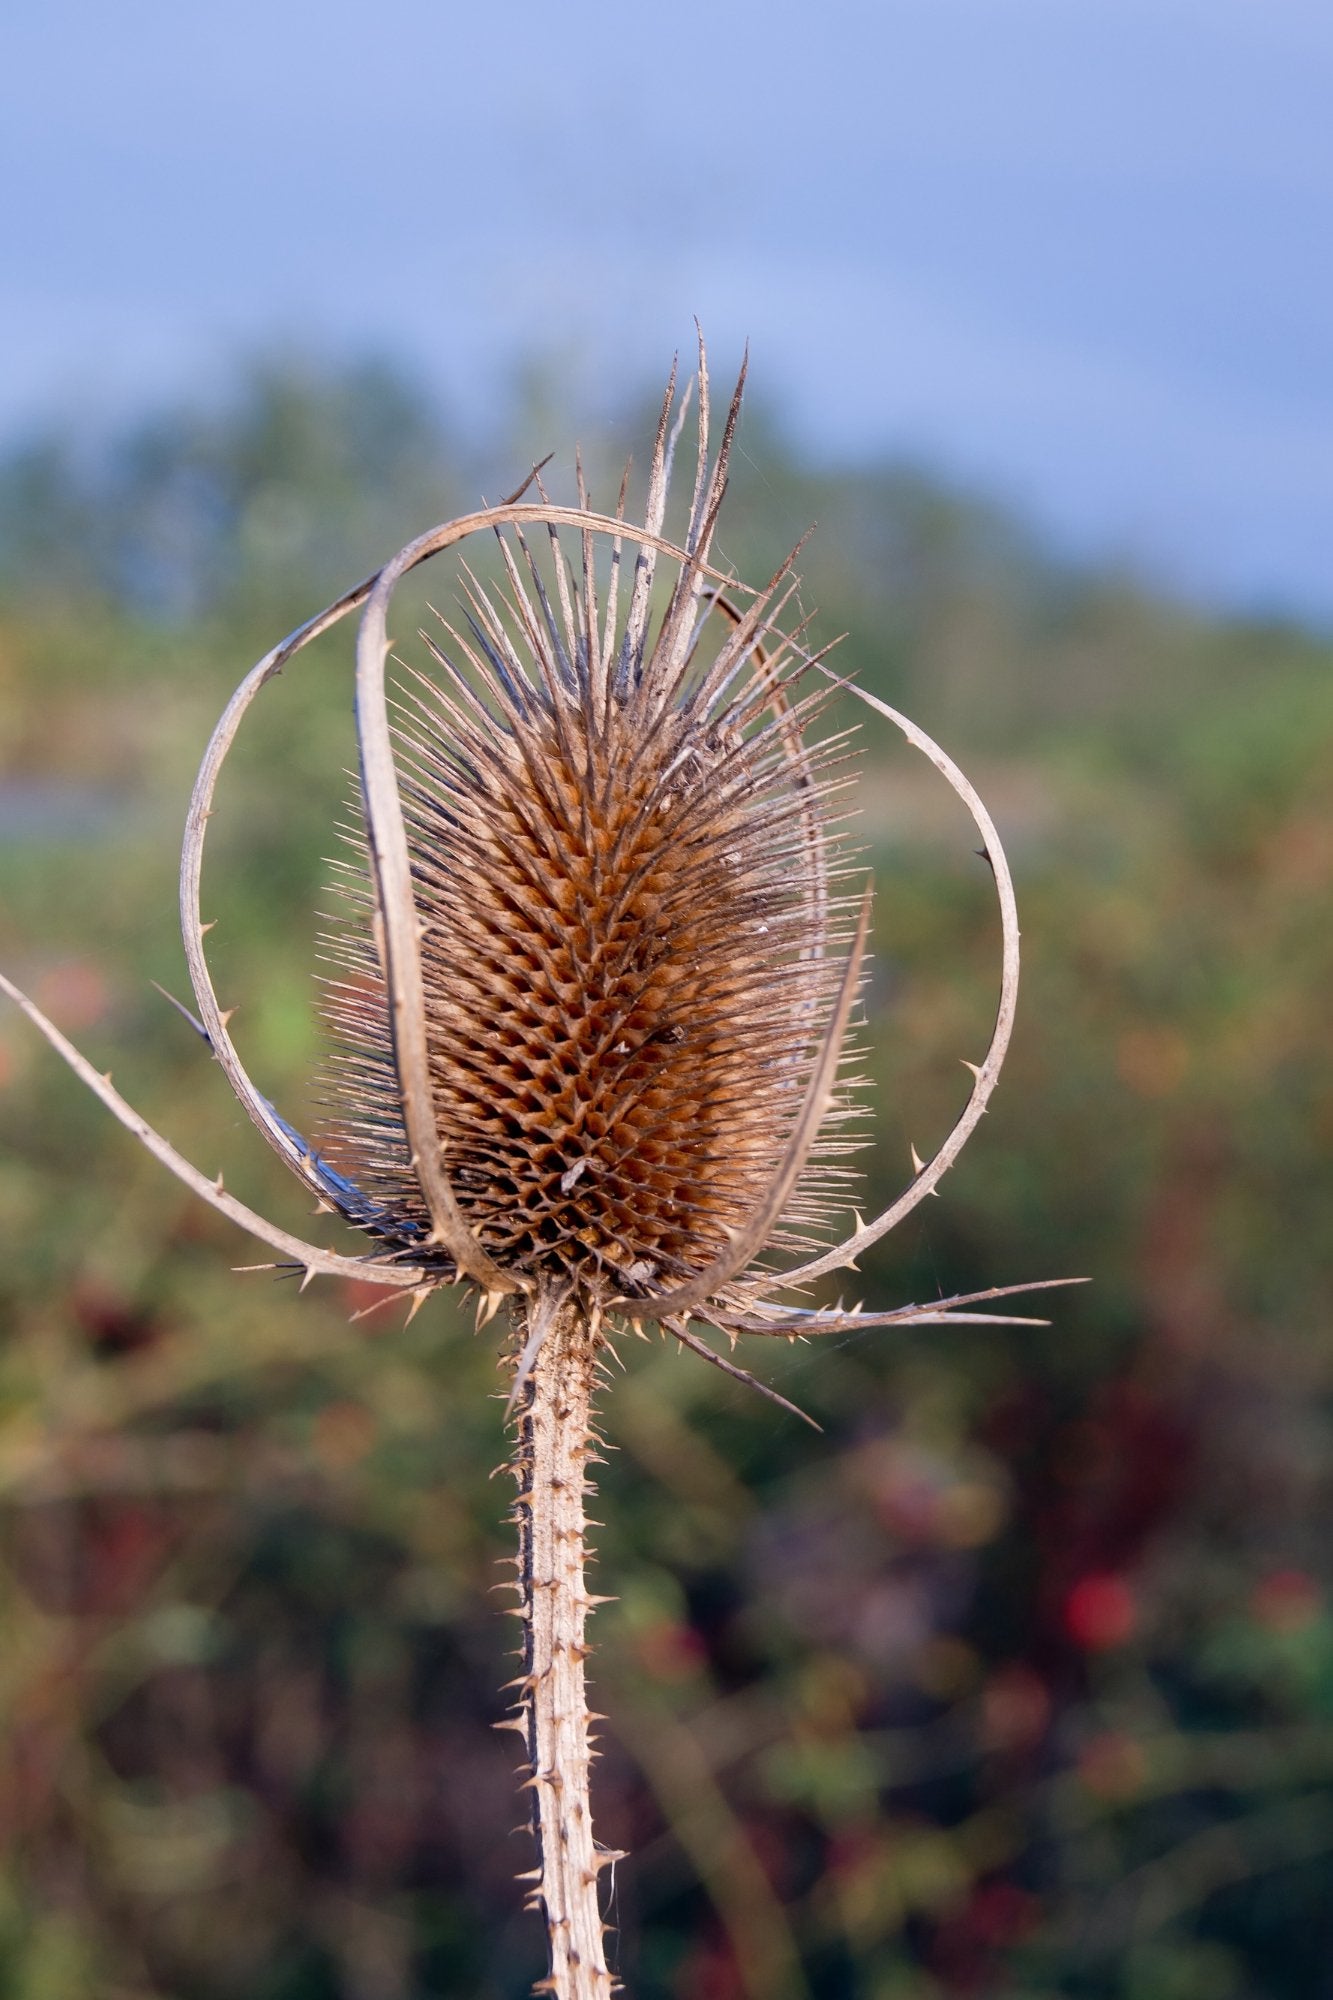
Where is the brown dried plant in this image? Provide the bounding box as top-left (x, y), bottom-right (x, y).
top-left (0, 344), bottom-right (1072, 1999)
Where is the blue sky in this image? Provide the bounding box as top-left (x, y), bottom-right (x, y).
top-left (3, 0), bottom-right (1331, 622)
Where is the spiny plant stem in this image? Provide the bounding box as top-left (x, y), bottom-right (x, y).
top-left (508, 1296), bottom-right (618, 1999)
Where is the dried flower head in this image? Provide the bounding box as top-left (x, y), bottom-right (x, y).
top-left (1, 344), bottom-right (1056, 1361)
top-left (1, 340), bottom-right (1072, 1999)
top-left (313, 414), bottom-right (875, 1364)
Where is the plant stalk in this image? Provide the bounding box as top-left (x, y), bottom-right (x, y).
top-left (508, 1295), bottom-right (618, 1999)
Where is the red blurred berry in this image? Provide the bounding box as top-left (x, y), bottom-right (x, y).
top-left (1063, 1573), bottom-right (1137, 1650)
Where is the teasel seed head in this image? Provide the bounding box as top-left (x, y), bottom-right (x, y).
top-left (3, 336), bottom-right (1073, 1375)
top-left (316, 443), bottom-right (863, 1312)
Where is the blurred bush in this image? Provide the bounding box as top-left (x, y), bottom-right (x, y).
top-left (0, 358), bottom-right (1330, 1999)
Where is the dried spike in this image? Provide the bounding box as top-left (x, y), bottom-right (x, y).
top-left (597, 458), bottom-right (631, 700)
top-left (476, 1287), bottom-right (507, 1331)
top-left (0, 973), bottom-right (429, 1293)
top-left (717, 1276), bottom-right (1088, 1339)
top-left (668, 1319), bottom-right (821, 1430)
top-left (499, 453), bottom-right (554, 509)
top-left (505, 1285), bottom-right (569, 1421)
top-left (151, 979), bottom-right (212, 1045)
top-left (617, 357), bottom-right (685, 688)
top-left (349, 1288), bottom-right (413, 1323)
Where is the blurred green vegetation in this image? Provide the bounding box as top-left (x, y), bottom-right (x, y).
top-left (0, 359), bottom-right (1330, 2000)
